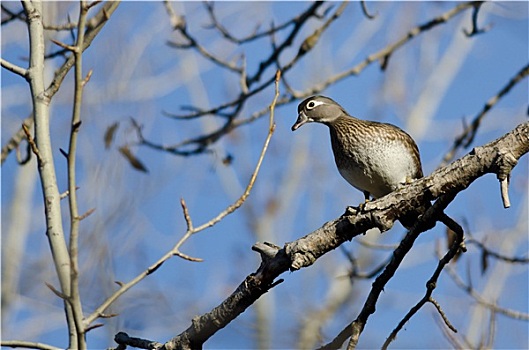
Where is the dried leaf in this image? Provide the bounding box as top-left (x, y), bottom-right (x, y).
top-left (119, 146), bottom-right (148, 173)
top-left (104, 122), bottom-right (119, 149)
top-left (446, 227), bottom-right (462, 263)
top-left (222, 153), bottom-right (234, 166)
top-left (481, 250), bottom-right (489, 275)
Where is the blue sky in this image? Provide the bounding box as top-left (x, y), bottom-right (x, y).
top-left (2, 2), bottom-right (528, 349)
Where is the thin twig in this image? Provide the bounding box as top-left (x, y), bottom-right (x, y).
top-left (113, 332), bottom-right (163, 350)
top-left (90, 71), bottom-right (281, 330)
top-left (171, 70), bottom-right (281, 256)
top-left (1, 4), bottom-right (25, 25)
top-left (466, 236), bottom-right (529, 264)
top-left (463, 1), bottom-right (489, 37)
top-left (180, 198), bottom-right (193, 231)
top-left (77, 208), bottom-right (96, 221)
top-left (444, 260), bottom-right (529, 320)
top-left (434, 312), bottom-right (472, 349)
top-left (380, 198), bottom-right (466, 349)
top-left (355, 238), bottom-right (400, 250)
top-left (65, 2), bottom-right (93, 348)
top-left (50, 38), bottom-right (77, 52)
top-left (140, 2), bottom-right (477, 157)
top-left (164, 1), bottom-right (242, 73)
top-left (320, 193), bottom-right (460, 350)
top-left (122, 122), bottom-right (528, 349)
top-left (203, 1), bottom-right (307, 44)
top-left (1, 58), bottom-right (28, 78)
top-left (429, 297), bottom-right (458, 332)
top-left (1, 2), bottom-right (120, 165)
top-left (360, 0), bottom-right (377, 20)
top-left (21, 123), bottom-right (41, 162)
top-left (0, 340), bottom-right (62, 350)
top-left (442, 63), bottom-right (529, 165)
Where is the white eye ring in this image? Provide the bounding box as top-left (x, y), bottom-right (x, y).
top-left (306, 100), bottom-right (325, 110)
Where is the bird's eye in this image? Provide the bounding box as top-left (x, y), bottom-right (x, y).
top-left (307, 101), bottom-right (316, 109)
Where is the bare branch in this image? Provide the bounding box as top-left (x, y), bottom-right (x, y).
top-left (180, 198), bottom-right (194, 231)
top-left (293, 2), bottom-right (348, 59)
top-left (0, 340), bottom-right (61, 350)
top-left (429, 297), bottom-right (458, 333)
top-left (499, 177), bottom-right (511, 208)
top-left (466, 234), bottom-right (529, 264)
top-left (126, 122), bottom-right (527, 349)
top-left (309, 2), bottom-right (478, 93)
top-left (444, 252), bottom-right (529, 320)
top-left (140, 2), bottom-right (478, 157)
top-left (50, 38), bottom-right (77, 52)
top-left (360, 0), bottom-right (377, 20)
top-left (21, 123), bottom-right (41, 162)
top-left (189, 71), bottom-right (280, 233)
top-left (113, 332), bottom-right (163, 350)
top-left (203, 1), bottom-right (314, 44)
top-left (463, 1), bottom-right (490, 37)
top-left (1, 4), bottom-right (25, 25)
top-left (442, 63), bottom-right (529, 165)
top-left (2, 115), bottom-right (33, 165)
top-left (91, 71), bottom-right (281, 331)
top-left (1, 58), bottom-right (28, 79)
top-left (381, 210), bottom-right (464, 350)
top-left (77, 208), bottom-right (96, 221)
top-left (246, 2), bottom-right (325, 86)
top-left (164, 1), bottom-right (242, 73)
top-left (1, 1), bottom-right (120, 165)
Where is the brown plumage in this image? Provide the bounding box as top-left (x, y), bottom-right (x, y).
top-left (292, 95), bottom-right (423, 201)
top-left (292, 95), bottom-right (463, 234)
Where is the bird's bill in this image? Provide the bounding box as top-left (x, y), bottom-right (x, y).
top-left (291, 111), bottom-right (311, 131)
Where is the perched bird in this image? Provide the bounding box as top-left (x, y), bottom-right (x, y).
top-left (292, 95), bottom-right (462, 233)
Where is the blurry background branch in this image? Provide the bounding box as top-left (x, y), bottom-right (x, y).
top-left (1, 1), bottom-right (120, 165)
top-left (2, 2), bottom-right (527, 349)
top-left (442, 63), bottom-right (529, 165)
top-left (133, 1), bottom-right (479, 158)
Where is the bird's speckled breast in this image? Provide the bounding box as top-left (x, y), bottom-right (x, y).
top-left (329, 117), bottom-right (422, 199)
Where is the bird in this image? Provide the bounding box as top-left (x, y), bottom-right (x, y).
top-left (291, 95), bottom-right (463, 235)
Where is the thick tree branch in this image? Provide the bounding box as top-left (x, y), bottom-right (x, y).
top-left (115, 122), bottom-right (528, 349)
top-left (327, 192), bottom-right (460, 350)
top-left (22, 1), bottom-right (78, 346)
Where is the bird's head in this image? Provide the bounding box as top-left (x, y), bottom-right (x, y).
top-left (291, 95), bottom-right (346, 131)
